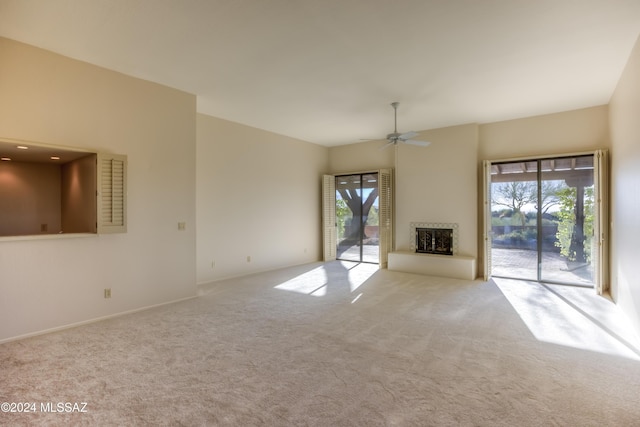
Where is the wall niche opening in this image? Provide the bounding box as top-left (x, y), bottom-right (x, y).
top-left (0, 139), bottom-right (127, 238)
top-left (0, 138), bottom-right (97, 237)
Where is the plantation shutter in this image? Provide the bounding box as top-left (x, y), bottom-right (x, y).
top-left (483, 160), bottom-right (492, 281)
top-left (593, 149), bottom-right (608, 294)
top-left (322, 174), bottom-right (336, 261)
top-left (378, 168), bottom-right (393, 268)
top-left (97, 153), bottom-right (127, 234)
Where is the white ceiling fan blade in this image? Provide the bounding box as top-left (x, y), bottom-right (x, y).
top-left (366, 103), bottom-right (429, 149)
top-left (379, 140), bottom-right (396, 150)
top-left (403, 139), bottom-right (431, 147)
top-left (398, 131), bottom-right (418, 140)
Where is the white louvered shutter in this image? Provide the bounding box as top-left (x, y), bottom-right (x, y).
top-left (378, 168), bottom-right (393, 268)
top-left (97, 153), bottom-right (127, 234)
top-left (593, 150), bottom-right (608, 294)
top-left (322, 175), bottom-right (336, 261)
top-left (483, 160), bottom-right (492, 281)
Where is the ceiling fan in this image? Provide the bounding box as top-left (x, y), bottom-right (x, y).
top-left (380, 102), bottom-right (431, 149)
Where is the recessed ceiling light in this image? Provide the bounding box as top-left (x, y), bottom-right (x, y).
top-left (1, 157), bottom-right (11, 161)
top-left (50, 156), bottom-right (60, 160)
top-left (16, 145), bottom-right (29, 150)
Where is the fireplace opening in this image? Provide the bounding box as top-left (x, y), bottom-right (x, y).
top-left (416, 227), bottom-right (454, 255)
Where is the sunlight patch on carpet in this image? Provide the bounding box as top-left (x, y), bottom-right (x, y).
top-left (494, 278), bottom-right (640, 360)
top-left (274, 266), bottom-right (328, 296)
top-left (348, 262), bottom-right (379, 292)
top-left (274, 261), bottom-right (378, 297)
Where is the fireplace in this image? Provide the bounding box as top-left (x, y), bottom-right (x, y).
top-left (410, 222), bottom-right (458, 256)
top-left (416, 227), bottom-right (453, 255)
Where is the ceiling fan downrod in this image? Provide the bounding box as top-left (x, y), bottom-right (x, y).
top-left (390, 101), bottom-right (400, 140)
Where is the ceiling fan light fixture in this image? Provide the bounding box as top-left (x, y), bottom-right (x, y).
top-left (377, 102), bottom-right (431, 150)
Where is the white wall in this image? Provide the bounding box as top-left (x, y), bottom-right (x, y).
top-left (196, 114), bottom-right (328, 284)
top-left (479, 105), bottom-right (610, 160)
top-left (395, 124), bottom-right (479, 258)
top-left (328, 139), bottom-right (394, 174)
top-left (328, 125), bottom-right (479, 267)
top-left (0, 37), bottom-right (197, 342)
top-left (609, 34), bottom-right (640, 335)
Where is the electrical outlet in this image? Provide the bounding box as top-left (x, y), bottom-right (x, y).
top-left (104, 288), bottom-right (111, 299)
top-left (246, 256), bottom-right (251, 263)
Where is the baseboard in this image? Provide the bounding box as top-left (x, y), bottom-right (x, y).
top-left (0, 295), bottom-right (197, 345)
top-left (196, 259), bottom-right (324, 292)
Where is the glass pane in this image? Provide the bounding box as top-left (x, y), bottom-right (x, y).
top-left (490, 169), bottom-right (538, 280)
top-left (335, 173), bottom-right (380, 264)
top-left (540, 156), bottom-right (594, 285)
top-left (336, 175), bottom-right (362, 262)
top-left (362, 173), bottom-right (379, 263)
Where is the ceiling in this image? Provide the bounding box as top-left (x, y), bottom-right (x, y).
top-left (1, 0), bottom-right (639, 147)
top-left (0, 139), bottom-right (92, 163)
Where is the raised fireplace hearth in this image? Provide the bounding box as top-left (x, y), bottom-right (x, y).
top-left (389, 222), bottom-right (475, 279)
top-left (388, 251), bottom-right (476, 280)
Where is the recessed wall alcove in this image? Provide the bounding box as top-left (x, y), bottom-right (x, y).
top-left (0, 138), bottom-right (127, 238)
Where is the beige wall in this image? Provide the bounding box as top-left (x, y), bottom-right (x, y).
top-left (479, 105), bottom-right (610, 161)
top-left (328, 125), bottom-right (479, 267)
top-left (62, 154), bottom-right (98, 233)
top-left (0, 37), bottom-right (197, 342)
top-left (196, 114), bottom-right (328, 284)
top-left (328, 139), bottom-right (394, 174)
top-left (396, 124), bottom-right (479, 258)
top-left (609, 34), bottom-right (640, 335)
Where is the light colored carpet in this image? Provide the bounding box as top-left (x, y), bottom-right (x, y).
top-left (1, 261), bottom-right (640, 426)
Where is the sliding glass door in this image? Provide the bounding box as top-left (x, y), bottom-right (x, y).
top-left (335, 173), bottom-right (380, 264)
top-left (539, 157), bottom-right (594, 284)
top-left (489, 155), bottom-right (596, 286)
top-left (490, 160), bottom-right (539, 281)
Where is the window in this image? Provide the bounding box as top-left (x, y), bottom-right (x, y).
top-left (0, 138), bottom-right (127, 238)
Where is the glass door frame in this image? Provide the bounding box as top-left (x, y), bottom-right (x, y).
top-left (485, 152), bottom-right (606, 289)
top-left (335, 172), bottom-right (379, 264)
